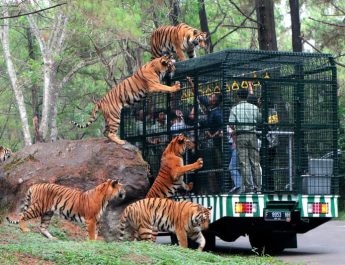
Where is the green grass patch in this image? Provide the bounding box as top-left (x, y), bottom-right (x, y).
top-left (337, 211), bottom-right (345, 220)
top-left (0, 222), bottom-right (287, 265)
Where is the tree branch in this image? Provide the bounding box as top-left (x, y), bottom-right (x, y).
top-left (213, 8), bottom-right (256, 48)
top-left (301, 35), bottom-right (345, 68)
top-left (228, 0), bottom-right (260, 25)
top-left (308, 16), bottom-right (345, 28)
top-left (0, 2), bottom-right (67, 20)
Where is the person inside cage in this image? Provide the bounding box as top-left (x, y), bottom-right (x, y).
top-left (187, 77), bottom-right (223, 194)
top-left (227, 125), bottom-right (243, 194)
top-left (229, 87), bottom-right (262, 194)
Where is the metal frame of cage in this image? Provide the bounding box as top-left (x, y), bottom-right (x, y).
top-left (120, 49), bottom-right (339, 196)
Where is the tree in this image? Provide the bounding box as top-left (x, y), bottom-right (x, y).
top-left (0, 7), bottom-right (32, 146)
top-left (289, 0), bottom-right (302, 52)
top-left (198, 0), bottom-right (212, 53)
top-left (255, 0), bottom-right (278, 50)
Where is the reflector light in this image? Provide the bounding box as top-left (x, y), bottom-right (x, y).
top-left (307, 203), bottom-right (329, 214)
top-left (235, 202), bottom-right (257, 214)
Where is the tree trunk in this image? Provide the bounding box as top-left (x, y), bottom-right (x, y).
top-left (169, 0), bottom-right (179, 26)
top-left (27, 27), bottom-right (42, 143)
top-left (0, 11), bottom-right (32, 146)
top-left (255, 0), bottom-right (278, 51)
top-left (198, 0), bottom-right (212, 53)
top-left (289, 0), bottom-right (302, 52)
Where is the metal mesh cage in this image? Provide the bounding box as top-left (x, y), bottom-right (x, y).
top-left (121, 49), bottom-right (339, 195)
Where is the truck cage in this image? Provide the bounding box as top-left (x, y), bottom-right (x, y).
top-left (121, 49), bottom-right (339, 197)
top-left (120, 49), bottom-right (340, 253)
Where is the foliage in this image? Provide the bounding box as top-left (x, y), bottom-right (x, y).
top-left (0, 223), bottom-right (285, 265)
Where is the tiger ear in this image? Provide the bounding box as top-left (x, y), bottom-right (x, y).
top-left (177, 134), bottom-right (185, 144)
top-left (193, 29), bottom-right (198, 35)
top-left (207, 206), bottom-right (212, 211)
top-left (111, 179), bottom-right (119, 188)
top-left (160, 56), bottom-right (169, 66)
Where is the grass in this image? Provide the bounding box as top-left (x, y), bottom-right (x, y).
top-left (337, 211), bottom-right (345, 220)
top-left (0, 220), bottom-right (289, 265)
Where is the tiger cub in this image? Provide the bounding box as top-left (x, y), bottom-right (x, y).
top-left (150, 23), bottom-right (207, 61)
top-left (71, 55), bottom-right (180, 145)
top-left (0, 146), bottom-right (12, 162)
top-left (118, 198), bottom-right (211, 251)
top-left (146, 134), bottom-right (203, 198)
top-left (7, 179), bottom-right (125, 240)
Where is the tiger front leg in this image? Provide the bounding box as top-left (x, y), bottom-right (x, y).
top-left (148, 81), bottom-right (180, 93)
top-left (175, 229), bottom-right (188, 248)
top-left (171, 158), bottom-right (203, 181)
top-left (86, 219), bottom-right (97, 240)
top-left (181, 181), bottom-right (193, 191)
top-left (190, 232), bottom-right (206, 251)
top-left (175, 48), bottom-right (186, 61)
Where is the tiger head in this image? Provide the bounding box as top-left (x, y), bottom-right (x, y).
top-left (192, 205), bottom-right (212, 230)
top-left (101, 179), bottom-right (126, 201)
top-left (166, 134), bottom-right (194, 157)
top-left (189, 29), bottom-right (207, 49)
top-left (156, 55), bottom-right (176, 80)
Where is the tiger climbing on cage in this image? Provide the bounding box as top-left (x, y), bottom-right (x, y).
top-left (71, 55), bottom-right (180, 145)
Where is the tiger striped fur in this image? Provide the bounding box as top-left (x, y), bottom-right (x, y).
top-left (118, 198), bottom-right (212, 251)
top-left (0, 146), bottom-right (12, 162)
top-left (146, 134), bottom-right (203, 198)
top-left (150, 23), bottom-right (207, 61)
top-left (71, 55), bottom-right (180, 145)
top-left (7, 179), bottom-right (125, 240)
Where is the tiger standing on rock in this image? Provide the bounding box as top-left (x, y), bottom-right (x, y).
top-left (118, 198), bottom-right (211, 251)
top-left (7, 179), bottom-right (125, 240)
top-left (71, 55), bottom-right (180, 145)
top-left (150, 23), bottom-right (207, 61)
top-left (0, 146), bottom-right (12, 162)
top-left (146, 134), bottom-right (203, 198)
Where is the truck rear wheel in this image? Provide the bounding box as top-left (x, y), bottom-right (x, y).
top-left (249, 232), bottom-right (285, 255)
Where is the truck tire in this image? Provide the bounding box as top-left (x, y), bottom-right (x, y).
top-left (249, 232), bottom-right (285, 255)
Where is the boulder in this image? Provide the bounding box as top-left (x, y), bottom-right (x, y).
top-left (0, 138), bottom-right (150, 241)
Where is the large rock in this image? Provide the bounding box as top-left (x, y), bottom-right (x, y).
top-left (0, 138), bottom-right (150, 241)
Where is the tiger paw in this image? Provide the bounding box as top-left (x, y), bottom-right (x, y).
top-left (173, 81), bottom-right (181, 91)
top-left (195, 158), bottom-right (203, 169)
top-left (187, 182), bottom-right (194, 191)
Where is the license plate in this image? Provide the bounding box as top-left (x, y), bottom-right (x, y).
top-left (264, 209), bottom-right (291, 222)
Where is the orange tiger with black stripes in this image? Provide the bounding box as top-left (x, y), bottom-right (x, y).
top-left (150, 23), bottom-right (207, 61)
top-left (146, 134), bottom-right (203, 198)
top-left (72, 55), bottom-right (180, 145)
top-left (7, 179), bottom-right (125, 240)
top-left (0, 145), bottom-right (12, 162)
top-left (118, 198), bottom-right (211, 251)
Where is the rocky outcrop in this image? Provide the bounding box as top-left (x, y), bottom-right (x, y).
top-left (0, 138), bottom-right (150, 240)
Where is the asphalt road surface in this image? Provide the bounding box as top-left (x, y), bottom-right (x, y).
top-left (157, 220), bottom-right (345, 265)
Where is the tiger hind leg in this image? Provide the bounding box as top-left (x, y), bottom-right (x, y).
top-left (138, 226), bottom-right (154, 241)
top-left (19, 202), bottom-right (41, 233)
top-left (39, 211), bottom-right (56, 239)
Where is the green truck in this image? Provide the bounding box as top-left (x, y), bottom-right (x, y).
top-left (120, 49), bottom-right (339, 254)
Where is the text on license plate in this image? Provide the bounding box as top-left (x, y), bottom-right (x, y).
top-left (264, 210), bottom-right (291, 222)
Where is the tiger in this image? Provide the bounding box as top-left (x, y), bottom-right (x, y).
top-left (0, 146), bottom-right (12, 162)
top-left (150, 23), bottom-right (207, 61)
top-left (6, 179), bottom-right (126, 240)
top-left (146, 134), bottom-right (203, 198)
top-left (71, 55), bottom-right (180, 145)
top-left (118, 198), bottom-right (212, 251)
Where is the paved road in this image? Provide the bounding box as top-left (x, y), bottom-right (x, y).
top-left (158, 220), bottom-right (345, 265)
